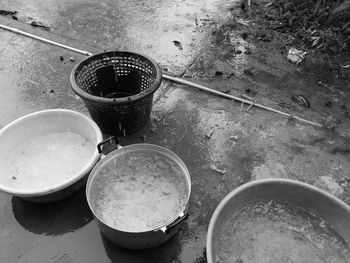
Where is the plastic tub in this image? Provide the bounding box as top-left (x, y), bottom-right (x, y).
top-left (0, 109), bottom-right (103, 202)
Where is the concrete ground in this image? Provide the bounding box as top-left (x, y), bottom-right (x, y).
top-left (0, 0), bottom-right (350, 262)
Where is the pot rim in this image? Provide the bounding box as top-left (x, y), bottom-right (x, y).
top-left (206, 178), bottom-right (350, 262)
top-left (0, 109), bottom-right (103, 197)
top-left (86, 143), bottom-right (191, 234)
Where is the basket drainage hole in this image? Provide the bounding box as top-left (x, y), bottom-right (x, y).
top-left (94, 66), bottom-right (143, 98)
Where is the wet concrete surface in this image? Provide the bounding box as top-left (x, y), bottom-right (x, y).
top-left (0, 0), bottom-right (350, 262)
top-left (1, 0), bottom-right (230, 74)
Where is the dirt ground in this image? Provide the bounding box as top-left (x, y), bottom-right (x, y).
top-left (0, 0), bottom-right (350, 262)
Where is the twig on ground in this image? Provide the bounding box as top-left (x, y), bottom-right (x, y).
top-left (247, 99), bottom-right (257, 111)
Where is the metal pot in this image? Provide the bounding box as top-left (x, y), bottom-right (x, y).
top-left (206, 178), bottom-right (350, 263)
top-left (86, 138), bottom-right (191, 249)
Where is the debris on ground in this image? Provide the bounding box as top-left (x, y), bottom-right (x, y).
top-left (244, 49), bottom-right (252, 54)
top-left (205, 129), bottom-right (215, 139)
top-left (287, 47), bottom-right (307, 65)
top-left (11, 14), bottom-right (50, 30)
top-left (210, 164), bottom-right (227, 175)
top-left (291, 95), bottom-right (311, 108)
top-left (42, 89), bottom-right (55, 94)
top-left (172, 40), bottom-right (183, 50)
top-left (195, 17), bottom-right (199, 26)
top-left (59, 55), bottom-right (64, 61)
top-left (240, 0), bottom-right (251, 14)
top-left (69, 56), bottom-right (75, 62)
top-left (236, 18), bottom-right (250, 26)
top-left (29, 20), bottom-right (50, 30)
top-left (0, 9), bottom-right (17, 16)
top-left (0, 10), bottom-right (50, 30)
top-left (214, 71), bottom-right (223, 76)
top-left (230, 135), bottom-right (239, 140)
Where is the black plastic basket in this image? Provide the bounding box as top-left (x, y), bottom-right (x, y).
top-left (70, 51), bottom-right (162, 135)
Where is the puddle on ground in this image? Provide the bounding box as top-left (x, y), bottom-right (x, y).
top-left (2, 0), bottom-right (232, 73)
top-left (215, 200), bottom-right (350, 263)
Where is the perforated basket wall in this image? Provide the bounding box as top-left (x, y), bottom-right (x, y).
top-left (70, 51), bottom-right (162, 135)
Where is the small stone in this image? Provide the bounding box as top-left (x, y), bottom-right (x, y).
top-left (69, 56), bottom-right (75, 62)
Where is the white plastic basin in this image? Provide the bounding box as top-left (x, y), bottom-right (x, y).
top-left (0, 109), bottom-right (103, 202)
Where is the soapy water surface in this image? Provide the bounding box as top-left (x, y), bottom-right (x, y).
top-left (1, 132), bottom-right (94, 190)
top-left (215, 200), bottom-right (350, 263)
top-left (90, 150), bottom-right (189, 232)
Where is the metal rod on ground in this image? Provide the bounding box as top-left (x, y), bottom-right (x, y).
top-left (0, 23), bottom-right (323, 128)
top-left (0, 24), bottom-right (92, 56)
top-left (162, 73), bottom-right (323, 128)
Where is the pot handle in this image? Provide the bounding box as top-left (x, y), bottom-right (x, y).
top-left (97, 136), bottom-right (122, 156)
top-left (159, 212), bottom-right (189, 234)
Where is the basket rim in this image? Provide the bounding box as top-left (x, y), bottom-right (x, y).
top-left (70, 51), bottom-right (162, 104)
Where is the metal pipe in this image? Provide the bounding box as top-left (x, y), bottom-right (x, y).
top-left (0, 23), bottom-right (323, 127)
top-left (0, 24), bottom-right (92, 56)
top-left (162, 73), bottom-right (323, 127)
